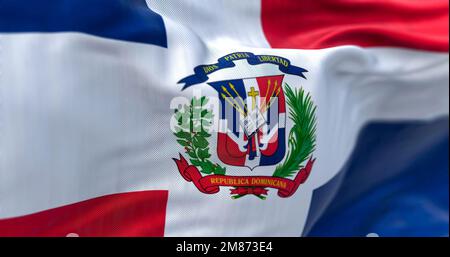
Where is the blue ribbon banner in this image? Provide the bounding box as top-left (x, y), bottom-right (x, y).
top-left (178, 52), bottom-right (308, 89)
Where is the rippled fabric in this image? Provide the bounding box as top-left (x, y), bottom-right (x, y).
top-left (306, 118), bottom-right (449, 236)
top-left (262, 0), bottom-right (449, 51)
top-left (0, 0), bottom-right (448, 236)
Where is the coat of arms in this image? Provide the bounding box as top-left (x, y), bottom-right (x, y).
top-left (172, 52), bottom-right (317, 199)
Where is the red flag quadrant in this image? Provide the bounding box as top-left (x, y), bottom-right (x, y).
top-left (0, 190), bottom-right (168, 237)
top-left (262, 0), bottom-right (449, 52)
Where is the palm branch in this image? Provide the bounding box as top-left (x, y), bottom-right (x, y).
top-left (273, 84), bottom-right (317, 178)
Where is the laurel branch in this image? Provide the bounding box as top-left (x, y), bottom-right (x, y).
top-left (173, 96), bottom-right (226, 175)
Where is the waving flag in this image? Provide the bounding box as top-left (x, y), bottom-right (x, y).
top-left (0, 0), bottom-right (448, 237)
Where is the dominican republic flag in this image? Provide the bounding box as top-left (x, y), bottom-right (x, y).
top-left (0, 0), bottom-right (448, 237)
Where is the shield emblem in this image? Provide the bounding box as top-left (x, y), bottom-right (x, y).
top-left (208, 75), bottom-right (286, 169)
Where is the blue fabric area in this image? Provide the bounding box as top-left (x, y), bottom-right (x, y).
top-left (305, 118), bottom-right (449, 237)
top-left (0, 0), bottom-right (167, 47)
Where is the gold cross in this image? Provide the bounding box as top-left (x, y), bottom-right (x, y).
top-left (247, 87), bottom-right (259, 110)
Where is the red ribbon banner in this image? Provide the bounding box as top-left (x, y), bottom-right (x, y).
top-left (173, 154), bottom-right (315, 198)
